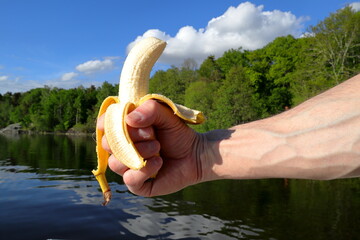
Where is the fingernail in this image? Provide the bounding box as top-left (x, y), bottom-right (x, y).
top-left (138, 128), bottom-right (151, 139)
top-left (127, 111), bottom-right (143, 123)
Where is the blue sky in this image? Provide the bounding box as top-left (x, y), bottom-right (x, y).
top-left (1, 0), bottom-right (359, 93)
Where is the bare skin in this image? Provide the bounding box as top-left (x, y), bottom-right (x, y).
top-left (97, 73), bottom-right (360, 197)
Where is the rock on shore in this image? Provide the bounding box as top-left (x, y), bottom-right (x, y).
top-left (0, 123), bottom-right (22, 135)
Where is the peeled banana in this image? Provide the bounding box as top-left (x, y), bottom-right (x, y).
top-left (92, 37), bottom-right (205, 205)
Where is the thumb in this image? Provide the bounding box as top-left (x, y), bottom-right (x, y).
top-left (125, 100), bottom-right (181, 129)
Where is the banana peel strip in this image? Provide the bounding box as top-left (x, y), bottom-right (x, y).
top-left (92, 96), bottom-right (119, 205)
top-left (92, 94), bottom-right (204, 205)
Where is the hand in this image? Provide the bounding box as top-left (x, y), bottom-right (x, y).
top-left (97, 100), bottom-right (203, 197)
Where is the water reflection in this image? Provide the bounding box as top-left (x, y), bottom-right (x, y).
top-left (1, 134), bottom-right (360, 240)
top-left (120, 197), bottom-right (264, 239)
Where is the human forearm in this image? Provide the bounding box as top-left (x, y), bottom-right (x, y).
top-left (202, 73), bottom-right (360, 181)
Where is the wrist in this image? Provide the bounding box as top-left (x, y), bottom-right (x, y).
top-left (199, 122), bottom-right (288, 181)
top-left (197, 129), bottom-right (240, 182)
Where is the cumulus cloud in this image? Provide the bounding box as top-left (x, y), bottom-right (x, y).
top-left (128, 1), bottom-right (306, 66)
top-left (0, 57), bottom-right (119, 93)
top-left (61, 72), bottom-right (78, 81)
top-left (0, 76), bottom-right (44, 94)
top-left (0, 75), bottom-right (9, 81)
top-left (349, 2), bottom-right (360, 11)
top-left (76, 58), bottom-right (114, 74)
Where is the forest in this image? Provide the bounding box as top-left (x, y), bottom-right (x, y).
top-left (1, 6), bottom-right (359, 133)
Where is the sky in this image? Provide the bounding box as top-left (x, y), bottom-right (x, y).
top-left (1, 0), bottom-right (359, 94)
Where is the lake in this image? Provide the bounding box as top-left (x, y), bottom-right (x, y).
top-left (0, 134), bottom-right (359, 240)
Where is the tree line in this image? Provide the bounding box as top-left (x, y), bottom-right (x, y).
top-left (1, 6), bottom-right (359, 133)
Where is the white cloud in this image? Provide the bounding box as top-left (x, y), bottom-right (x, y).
top-left (350, 2), bottom-right (360, 11)
top-left (0, 75), bottom-right (9, 81)
top-left (76, 58), bottom-right (114, 74)
top-left (299, 32), bottom-right (315, 38)
top-left (0, 76), bottom-right (44, 94)
top-left (0, 73), bottom-right (100, 94)
top-left (128, 1), bottom-right (306, 66)
top-left (61, 72), bottom-right (78, 81)
top-left (0, 58), bottom-right (117, 93)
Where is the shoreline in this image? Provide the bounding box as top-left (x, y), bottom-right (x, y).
top-left (0, 123), bottom-right (94, 137)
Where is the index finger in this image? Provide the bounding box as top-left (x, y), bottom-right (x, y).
top-left (96, 114), bottom-right (105, 131)
top-left (97, 113), bottom-right (156, 142)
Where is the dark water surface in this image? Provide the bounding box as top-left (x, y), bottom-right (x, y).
top-left (0, 134), bottom-right (359, 240)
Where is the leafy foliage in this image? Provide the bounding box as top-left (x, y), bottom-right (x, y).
top-left (211, 65), bottom-right (258, 128)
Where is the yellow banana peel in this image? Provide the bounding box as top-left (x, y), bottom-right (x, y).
top-left (92, 37), bottom-right (205, 205)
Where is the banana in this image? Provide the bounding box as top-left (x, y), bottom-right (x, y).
top-left (92, 37), bottom-right (205, 205)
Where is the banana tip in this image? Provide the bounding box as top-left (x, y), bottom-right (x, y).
top-left (102, 190), bottom-right (112, 206)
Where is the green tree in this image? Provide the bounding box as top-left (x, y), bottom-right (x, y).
top-left (211, 66), bottom-right (258, 129)
top-left (149, 67), bottom-right (185, 104)
top-left (216, 48), bottom-right (249, 75)
top-left (311, 6), bottom-right (360, 84)
top-left (83, 85), bottom-right (98, 132)
top-left (180, 58), bottom-right (199, 88)
top-left (247, 35), bottom-right (298, 115)
top-left (0, 93), bottom-right (14, 128)
top-left (184, 80), bottom-right (219, 132)
top-left (14, 88), bottom-right (43, 128)
top-left (289, 37), bottom-right (328, 105)
top-left (94, 81), bottom-right (117, 117)
top-left (291, 6), bottom-right (360, 105)
top-left (198, 56), bottom-right (224, 82)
